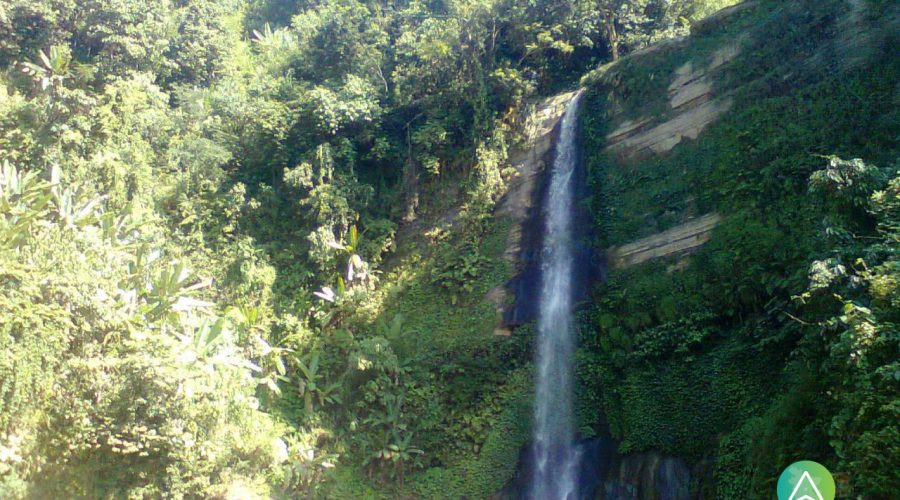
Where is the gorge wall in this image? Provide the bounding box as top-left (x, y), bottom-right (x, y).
top-left (572, 0), bottom-right (898, 497)
top-left (487, 91), bottom-right (575, 336)
top-left (480, 1), bottom-right (897, 497)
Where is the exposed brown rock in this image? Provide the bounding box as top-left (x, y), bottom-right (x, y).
top-left (488, 91), bottom-right (579, 333)
top-left (604, 39), bottom-right (743, 161)
top-left (608, 213), bottom-right (722, 269)
top-left (668, 43), bottom-right (741, 110)
top-left (596, 0), bottom-right (900, 268)
top-left (606, 97), bottom-right (733, 159)
top-left (605, 117), bottom-right (654, 145)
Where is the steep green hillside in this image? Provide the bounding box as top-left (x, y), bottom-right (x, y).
top-left (579, 0), bottom-right (898, 496)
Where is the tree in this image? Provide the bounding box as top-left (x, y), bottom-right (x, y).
top-left (594, 0), bottom-right (697, 61)
top-left (800, 159), bottom-right (899, 496)
top-left (0, 161), bottom-right (286, 497)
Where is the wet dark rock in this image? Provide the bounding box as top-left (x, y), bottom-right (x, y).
top-left (500, 438), bottom-right (691, 500)
top-left (601, 452), bottom-right (691, 500)
top-left (504, 106), bottom-right (605, 328)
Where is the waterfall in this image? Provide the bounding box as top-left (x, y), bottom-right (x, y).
top-left (530, 91), bottom-right (583, 499)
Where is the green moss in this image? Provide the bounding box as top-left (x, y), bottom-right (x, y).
top-left (409, 368), bottom-right (533, 499)
top-left (380, 217), bottom-right (512, 357)
top-left (596, 334), bottom-right (781, 459)
top-left (324, 467), bottom-right (386, 499)
top-left (324, 368), bottom-right (533, 500)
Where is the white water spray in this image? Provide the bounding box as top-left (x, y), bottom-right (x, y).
top-left (530, 92), bottom-right (582, 499)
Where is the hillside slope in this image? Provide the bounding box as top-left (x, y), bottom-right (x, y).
top-left (578, 0), bottom-right (898, 496)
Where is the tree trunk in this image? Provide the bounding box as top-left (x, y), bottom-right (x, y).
top-left (603, 13), bottom-right (620, 61)
top-left (402, 140), bottom-right (419, 223)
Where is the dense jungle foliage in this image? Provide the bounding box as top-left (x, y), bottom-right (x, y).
top-left (0, 0), bottom-right (896, 498)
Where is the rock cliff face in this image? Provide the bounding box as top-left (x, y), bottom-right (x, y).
top-left (500, 437), bottom-right (692, 500)
top-left (593, 10), bottom-right (753, 268)
top-left (579, 13), bottom-right (751, 275)
top-left (607, 213), bottom-right (721, 269)
top-left (487, 91), bottom-right (580, 336)
top-left (588, 0), bottom-right (900, 272)
top-left (489, 1), bottom-right (764, 329)
top-left (492, 1), bottom-right (900, 497)
top-left (604, 26), bottom-right (743, 161)
top-left (498, 91), bottom-right (579, 264)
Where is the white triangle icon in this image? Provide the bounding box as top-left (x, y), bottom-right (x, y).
top-left (788, 470), bottom-right (825, 500)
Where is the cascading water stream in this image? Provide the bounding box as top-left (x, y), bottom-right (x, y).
top-left (530, 91), bottom-right (583, 499)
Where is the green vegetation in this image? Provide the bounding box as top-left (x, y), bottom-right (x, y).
top-left (0, 0), bottom-right (738, 497)
top-left (1, 0), bottom-right (895, 497)
top-left (580, 0), bottom-right (899, 496)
